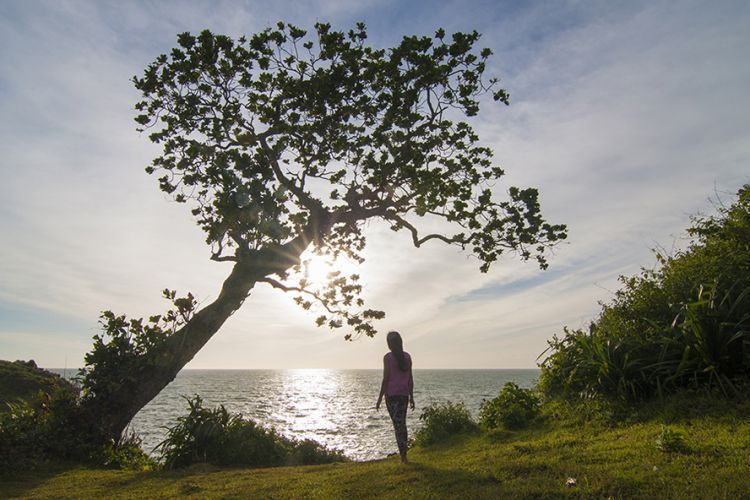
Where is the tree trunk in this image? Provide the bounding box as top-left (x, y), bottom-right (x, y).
top-left (88, 211), bottom-right (333, 442)
top-left (92, 256), bottom-right (268, 441)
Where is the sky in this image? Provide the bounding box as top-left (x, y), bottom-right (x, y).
top-left (0, 0), bottom-right (748, 370)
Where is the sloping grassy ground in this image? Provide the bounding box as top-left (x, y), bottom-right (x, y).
top-left (3, 393), bottom-right (749, 499)
top-left (0, 360), bottom-right (74, 411)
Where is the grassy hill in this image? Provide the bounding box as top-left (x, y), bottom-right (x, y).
top-left (3, 393), bottom-right (749, 499)
top-left (0, 360), bottom-right (74, 411)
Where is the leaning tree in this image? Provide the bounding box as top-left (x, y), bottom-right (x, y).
top-left (79, 22), bottom-right (567, 442)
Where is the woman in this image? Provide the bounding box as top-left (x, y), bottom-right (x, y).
top-left (376, 330), bottom-right (415, 464)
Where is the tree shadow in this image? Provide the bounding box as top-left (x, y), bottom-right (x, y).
top-left (2, 463), bottom-right (209, 497)
top-left (382, 461), bottom-right (507, 498)
top-left (0, 462), bottom-right (79, 497)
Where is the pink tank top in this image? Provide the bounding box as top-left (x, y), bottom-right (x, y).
top-left (385, 351), bottom-right (412, 396)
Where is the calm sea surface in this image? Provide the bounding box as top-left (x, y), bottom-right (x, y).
top-left (55, 369), bottom-right (539, 461)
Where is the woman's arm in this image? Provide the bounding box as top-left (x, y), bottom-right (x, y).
top-left (376, 355), bottom-right (389, 410)
top-left (408, 360), bottom-right (415, 410)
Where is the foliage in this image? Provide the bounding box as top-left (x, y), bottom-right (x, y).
top-left (413, 401), bottom-right (478, 446)
top-left (0, 393), bottom-right (65, 474)
top-left (133, 22), bottom-right (567, 338)
top-left (655, 424), bottom-right (690, 453)
top-left (539, 185), bottom-right (750, 401)
top-left (0, 388), bottom-right (153, 475)
top-left (78, 290), bottom-right (198, 405)
top-left (156, 395), bottom-right (345, 469)
top-left (479, 382), bottom-right (540, 430)
top-left (97, 434), bottom-right (156, 470)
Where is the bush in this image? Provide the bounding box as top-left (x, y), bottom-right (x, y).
top-left (0, 388), bottom-right (96, 474)
top-left (0, 399), bottom-right (44, 474)
top-left (156, 396), bottom-right (346, 469)
top-left (413, 401), bottom-right (478, 447)
top-left (479, 382), bottom-right (540, 430)
top-left (96, 434), bottom-right (156, 470)
top-left (539, 185), bottom-right (750, 401)
top-left (77, 291), bottom-right (198, 406)
top-left (0, 388), bottom-right (153, 474)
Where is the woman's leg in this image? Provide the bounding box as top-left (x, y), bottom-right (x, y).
top-left (386, 395), bottom-right (409, 462)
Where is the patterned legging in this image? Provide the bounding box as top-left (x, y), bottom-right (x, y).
top-left (385, 395), bottom-right (409, 457)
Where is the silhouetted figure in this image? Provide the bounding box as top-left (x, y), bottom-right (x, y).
top-left (376, 331), bottom-right (415, 464)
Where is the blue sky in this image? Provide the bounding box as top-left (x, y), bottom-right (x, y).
top-left (1, 0), bottom-right (748, 369)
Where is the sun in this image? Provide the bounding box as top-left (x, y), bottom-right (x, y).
top-left (301, 252), bottom-right (360, 288)
top-left (305, 257), bottom-right (333, 286)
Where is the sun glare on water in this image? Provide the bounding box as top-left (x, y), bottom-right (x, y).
top-left (275, 369), bottom-right (341, 434)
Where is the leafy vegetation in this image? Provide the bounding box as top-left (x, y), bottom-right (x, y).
top-left (79, 292), bottom-right (198, 405)
top-left (0, 386), bottom-right (153, 475)
top-left (0, 361), bottom-right (155, 475)
top-left (75, 291), bottom-right (199, 441)
top-left (539, 185), bottom-right (750, 401)
top-left (156, 396), bottom-right (345, 469)
top-left (413, 401), bottom-right (478, 446)
top-left (1, 388), bottom-right (79, 474)
top-left (479, 382), bottom-right (540, 430)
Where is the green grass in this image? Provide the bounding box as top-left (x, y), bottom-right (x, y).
top-left (3, 394), bottom-right (750, 499)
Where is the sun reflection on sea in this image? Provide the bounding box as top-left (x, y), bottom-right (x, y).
top-left (261, 369), bottom-right (389, 458)
top-left (273, 369), bottom-right (341, 438)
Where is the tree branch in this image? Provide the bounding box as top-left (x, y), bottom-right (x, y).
top-left (210, 254), bottom-right (238, 262)
top-left (259, 137), bottom-right (321, 212)
top-left (387, 213), bottom-right (476, 248)
top-left (258, 277), bottom-right (339, 315)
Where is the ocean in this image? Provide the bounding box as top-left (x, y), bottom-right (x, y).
top-left (56, 368), bottom-right (539, 461)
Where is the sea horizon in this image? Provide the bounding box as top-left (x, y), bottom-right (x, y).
top-left (48, 366), bottom-right (542, 373)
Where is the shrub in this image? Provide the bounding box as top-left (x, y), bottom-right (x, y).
top-left (156, 396), bottom-right (345, 469)
top-left (0, 388), bottom-right (153, 474)
top-left (479, 382), bottom-right (540, 430)
top-left (287, 438), bottom-right (345, 466)
top-left (95, 434), bottom-right (156, 470)
top-left (0, 388), bottom-right (97, 474)
top-left (0, 399), bottom-right (43, 474)
top-left (413, 401), bottom-right (478, 447)
top-left (539, 185), bottom-right (750, 401)
top-left (78, 291), bottom-right (198, 405)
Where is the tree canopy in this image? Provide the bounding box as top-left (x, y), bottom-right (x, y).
top-left (133, 22), bottom-right (566, 339)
